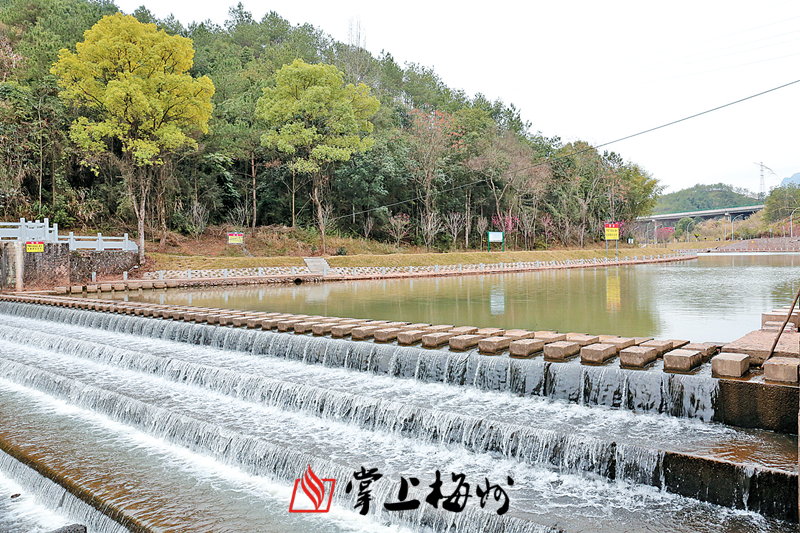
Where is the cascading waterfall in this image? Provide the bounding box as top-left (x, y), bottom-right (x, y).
top-left (0, 357), bottom-right (556, 533)
top-left (0, 449), bottom-right (130, 533)
top-left (0, 302), bottom-right (718, 422)
top-left (0, 324), bottom-right (657, 483)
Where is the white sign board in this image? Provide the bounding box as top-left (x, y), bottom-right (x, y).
top-left (488, 232), bottom-right (504, 243)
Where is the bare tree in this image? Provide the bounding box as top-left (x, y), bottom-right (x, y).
top-left (444, 211), bottom-right (465, 250)
top-left (476, 215), bottom-right (489, 249)
top-left (387, 212), bottom-right (411, 248)
top-left (519, 207), bottom-right (536, 250)
top-left (420, 211), bottom-right (442, 251)
top-left (363, 215), bottom-right (374, 239)
top-left (188, 201), bottom-right (209, 241)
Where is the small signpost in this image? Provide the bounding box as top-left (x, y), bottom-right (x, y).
top-left (488, 231), bottom-right (504, 252)
top-left (604, 222), bottom-right (619, 256)
top-left (25, 241), bottom-right (43, 253)
top-left (227, 232), bottom-right (244, 245)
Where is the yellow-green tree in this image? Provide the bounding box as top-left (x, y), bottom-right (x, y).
top-left (256, 59), bottom-right (379, 254)
top-left (51, 13), bottom-right (214, 262)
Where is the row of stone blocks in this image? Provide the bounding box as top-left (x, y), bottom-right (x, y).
top-left (4, 294), bottom-right (793, 381)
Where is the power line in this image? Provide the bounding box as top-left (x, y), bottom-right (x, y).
top-left (333, 77), bottom-right (800, 222)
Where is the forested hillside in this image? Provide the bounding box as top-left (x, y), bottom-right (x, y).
top-left (0, 0), bottom-right (660, 255)
top-left (653, 183), bottom-right (759, 215)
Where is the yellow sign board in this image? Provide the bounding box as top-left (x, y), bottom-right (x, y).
top-left (26, 241), bottom-right (44, 253)
top-left (604, 223), bottom-right (619, 241)
top-left (227, 232), bottom-right (244, 245)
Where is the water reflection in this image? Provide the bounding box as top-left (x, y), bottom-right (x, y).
top-left (122, 254), bottom-right (800, 343)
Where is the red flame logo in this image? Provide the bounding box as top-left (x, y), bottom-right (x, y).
top-left (300, 465), bottom-right (325, 510)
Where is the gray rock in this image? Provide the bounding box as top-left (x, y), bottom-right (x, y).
top-left (47, 525), bottom-right (87, 533)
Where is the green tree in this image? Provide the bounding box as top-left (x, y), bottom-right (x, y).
top-left (676, 216), bottom-right (695, 238)
top-left (256, 58), bottom-right (379, 253)
top-left (51, 12), bottom-right (214, 262)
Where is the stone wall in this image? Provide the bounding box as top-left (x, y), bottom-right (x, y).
top-left (0, 242), bottom-right (70, 290)
top-left (70, 251), bottom-right (138, 283)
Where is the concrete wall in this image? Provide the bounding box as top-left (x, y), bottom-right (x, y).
top-left (1, 241), bottom-right (70, 290)
top-left (0, 242), bottom-right (20, 290)
top-left (70, 251), bottom-right (138, 283)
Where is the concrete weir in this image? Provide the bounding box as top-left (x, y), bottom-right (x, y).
top-left (0, 294), bottom-right (797, 530)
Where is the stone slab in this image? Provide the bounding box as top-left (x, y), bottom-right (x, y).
top-left (543, 341), bottom-right (581, 361)
top-left (536, 332), bottom-right (567, 343)
top-left (684, 342), bottom-right (719, 358)
top-left (633, 337), bottom-right (654, 345)
top-left (502, 329), bottom-right (535, 341)
top-left (667, 339), bottom-right (690, 349)
top-left (449, 334), bottom-right (486, 351)
top-left (619, 346), bottom-right (658, 368)
top-left (509, 339), bottom-right (545, 358)
top-left (400, 323), bottom-right (432, 331)
top-left (478, 336), bottom-right (513, 354)
top-left (603, 337), bottom-right (635, 353)
top-left (567, 334), bottom-right (600, 347)
top-left (663, 349), bottom-right (703, 372)
top-left (374, 328), bottom-right (403, 342)
top-left (426, 325), bottom-right (454, 333)
top-left (639, 339), bottom-right (673, 356)
top-left (762, 311), bottom-right (800, 328)
top-left (598, 335), bottom-right (619, 342)
top-left (278, 319), bottom-right (307, 332)
top-left (141, 281), bottom-right (153, 289)
top-left (112, 283), bottom-right (126, 291)
top-left (763, 357), bottom-right (799, 383)
top-left (70, 285), bottom-right (84, 294)
top-left (352, 325), bottom-right (386, 340)
top-left (475, 328), bottom-right (505, 336)
top-left (711, 353), bottom-right (750, 378)
top-left (153, 281), bottom-right (166, 289)
top-left (721, 331), bottom-right (800, 365)
top-left (581, 343), bottom-right (617, 364)
top-left (422, 331), bottom-right (461, 348)
top-left (450, 326), bottom-right (479, 335)
top-left (398, 330), bottom-right (428, 345)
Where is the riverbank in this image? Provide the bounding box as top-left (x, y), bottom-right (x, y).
top-left (48, 251), bottom-right (697, 294)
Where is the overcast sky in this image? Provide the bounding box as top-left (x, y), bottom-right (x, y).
top-left (114, 0), bottom-right (800, 194)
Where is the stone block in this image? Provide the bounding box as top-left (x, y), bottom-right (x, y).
top-left (640, 339), bottom-right (673, 356)
top-left (263, 315), bottom-right (295, 329)
top-left (278, 319), bottom-right (307, 331)
top-left (663, 349), bottom-right (703, 372)
top-left (246, 318), bottom-right (264, 329)
top-left (425, 325), bottom-right (455, 333)
top-left (218, 315), bottom-right (239, 326)
top-left (374, 328), bottom-right (403, 342)
top-left (598, 335), bottom-right (619, 342)
top-left (581, 343), bottom-right (617, 364)
top-left (619, 346), bottom-right (658, 368)
top-left (762, 310), bottom-right (800, 328)
top-left (153, 281), bottom-right (166, 289)
top-left (85, 284), bottom-right (98, 292)
top-left (604, 337), bottom-right (635, 353)
top-left (400, 323), bottom-right (431, 331)
top-left (543, 341), bottom-right (581, 361)
top-left (763, 357), bottom-right (799, 383)
top-left (141, 281), bottom-right (154, 289)
top-left (70, 285), bottom-right (83, 293)
top-left (398, 330), bottom-right (428, 345)
top-left (536, 332), bottom-right (567, 343)
top-left (54, 286), bottom-right (68, 294)
top-left (126, 281), bottom-right (141, 290)
top-left (112, 283), bottom-right (126, 291)
top-left (722, 331), bottom-right (800, 364)
top-left (509, 339), bottom-right (545, 358)
top-left (711, 353), bottom-right (750, 378)
top-left (422, 331), bottom-right (461, 348)
top-left (331, 322), bottom-right (382, 337)
top-left (502, 329), bottom-right (534, 340)
top-left (294, 320), bottom-right (329, 333)
top-left (478, 336), bottom-right (513, 354)
top-left (667, 339), bottom-right (690, 349)
top-left (450, 326), bottom-right (479, 335)
top-left (476, 327), bottom-right (505, 336)
top-left (352, 325), bottom-right (385, 340)
top-left (449, 334), bottom-right (486, 351)
top-left (165, 280), bottom-right (179, 288)
top-left (684, 342), bottom-right (718, 358)
top-left (633, 337), bottom-right (654, 345)
top-left (566, 334), bottom-right (599, 346)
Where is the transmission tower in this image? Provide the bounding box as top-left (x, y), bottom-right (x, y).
top-left (755, 162), bottom-right (776, 202)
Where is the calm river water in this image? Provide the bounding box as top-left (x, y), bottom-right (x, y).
top-left (123, 253), bottom-right (800, 344)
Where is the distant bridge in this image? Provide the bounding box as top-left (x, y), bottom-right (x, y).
top-left (638, 204), bottom-right (765, 224)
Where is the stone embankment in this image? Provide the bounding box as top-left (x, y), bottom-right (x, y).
top-left (52, 252), bottom-right (697, 294)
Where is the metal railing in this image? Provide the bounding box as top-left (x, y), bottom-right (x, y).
top-left (0, 218), bottom-right (138, 252)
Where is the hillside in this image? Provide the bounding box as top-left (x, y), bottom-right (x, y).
top-left (654, 183), bottom-right (760, 214)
